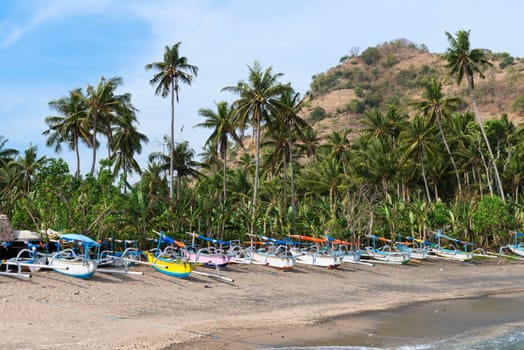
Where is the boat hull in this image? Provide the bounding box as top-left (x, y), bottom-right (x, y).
top-left (48, 257), bottom-right (97, 279)
top-left (143, 251), bottom-right (192, 278)
top-left (185, 251), bottom-right (230, 268)
top-left (362, 249), bottom-right (410, 264)
top-left (295, 253), bottom-right (342, 267)
top-left (251, 251), bottom-right (294, 270)
top-left (432, 248), bottom-right (473, 261)
top-left (506, 245), bottom-right (524, 257)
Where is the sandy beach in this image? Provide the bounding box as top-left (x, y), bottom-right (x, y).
top-left (1, 257), bottom-right (524, 350)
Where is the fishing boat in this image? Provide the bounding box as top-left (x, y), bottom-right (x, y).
top-left (98, 238), bottom-right (142, 268)
top-left (393, 235), bottom-right (430, 260)
top-left (289, 234), bottom-right (343, 268)
top-left (500, 231), bottom-right (524, 257)
top-left (185, 232), bottom-right (231, 268)
top-left (430, 230), bottom-right (473, 261)
top-left (236, 234), bottom-right (295, 270)
top-left (47, 233), bottom-right (99, 279)
top-left (143, 231), bottom-right (192, 278)
top-left (361, 235), bottom-right (410, 264)
top-left (331, 239), bottom-right (374, 266)
top-left (0, 242), bottom-right (49, 278)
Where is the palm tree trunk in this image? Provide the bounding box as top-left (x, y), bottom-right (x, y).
top-left (74, 130), bottom-right (80, 178)
top-left (478, 141), bottom-right (493, 196)
top-left (222, 146), bottom-right (227, 205)
top-left (438, 123), bottom-right (462, 198)
top-left (467, 79), bottom-right (505, 201)
top-left (251, 115), bottom-right (261, 235)
top-left (90, 114), bottom-right (98, 176)
top-left (169, 82), bottom-right (175, 199)
top-left (421, 151), bottom-right (432, 202)
top-left (289, 136), bottom-right (297, 236)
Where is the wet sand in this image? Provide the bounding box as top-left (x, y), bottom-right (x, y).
top-left (1, 257), bottom-right (524, 349)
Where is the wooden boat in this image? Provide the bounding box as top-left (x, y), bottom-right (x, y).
top-left (98, 238), bottom-right (142, 268)
top-left (430, 230), bottom-right (473, 261)
top-left (361, 235), bottom-right (410, 264)
top-left (184, 247), bottom-right (231, 268)
top-left (47, 234), bottom-right (99, 279)
top-left (249, 246), bottom-right (295, 270)
top-left (500, 231), bottom-right (524, 257)
top-left (143, 249), bottom-right (192, 278)
top-left (289, 234), bottom-right (342, 268)
top-left (236, 234), bottom-right (295, 270)
top-left (144, 231), bottom-right (192, 278)
top-left (185, 232), bottom-right (231, 268)
top-left (392, 235), bottom-right (430, 260)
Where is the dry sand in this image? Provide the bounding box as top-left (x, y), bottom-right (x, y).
top-left (1, 257), bottom-right (523, 350)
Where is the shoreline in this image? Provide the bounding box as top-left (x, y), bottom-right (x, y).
top-left (1, 258), bottom-right (524, 349)
top-left (178, 288), bottom-right (524, 350)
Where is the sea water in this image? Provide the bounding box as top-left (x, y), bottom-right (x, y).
top-left (265, 294), bottom-right (524, 350)
top-left (269, 326), bottom-right (524, 350)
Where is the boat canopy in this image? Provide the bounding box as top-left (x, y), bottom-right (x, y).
top-left (190, 232), bottom-right (231, 246)
top-left (59, 233), bottom-right (99, 247)
top-left (435, 230), bottom-right (473, 246)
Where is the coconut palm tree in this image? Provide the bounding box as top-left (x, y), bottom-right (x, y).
top-left (44, 88), bottom-right (91, 178)
top-left (110, 111), bottom-right (149, 192)
top-left (145, 42), bottom-right (198, 199)
top-left (0, 136), bottom-right (18, 167)
top-left (444, 29), bottom-right (504, 201)
top-left (277, 89), bottom-right (307, 235)
top-left (412, 77), bottom-right (462, 198)
top-left (149, 140), bottom-right (203, 201)
top-left (82, 76), bottom-right (134, 176)
top-left (195, 100), bottom-right (242, 204)
top-left (222, 61), bottom-right (289, 233)
top-left (400, 115), bottom-right (438, 202)
top-left (10, 144), bottom-right (48, 195)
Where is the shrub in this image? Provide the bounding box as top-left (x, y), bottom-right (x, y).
top-left (310, 107), bottom-right (327, 121)
top-left (361, 47), bottom-right (380, 65)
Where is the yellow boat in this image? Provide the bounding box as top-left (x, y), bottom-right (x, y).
top-left (143, 250), bottom-right (193, 278)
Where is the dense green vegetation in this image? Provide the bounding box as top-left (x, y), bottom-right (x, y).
top-left (1, 31), bottom-right (523, 249)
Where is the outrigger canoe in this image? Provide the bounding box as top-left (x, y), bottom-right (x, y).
top-left (145, 231), bottom-right (193, 278)
top-left (47, 234), bottom-right (99, 279)
top-left (143, 250), bottom-right (192, 278)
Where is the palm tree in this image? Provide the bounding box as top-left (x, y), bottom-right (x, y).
top-left (82, 76), bottom-right (134, 176)
top-left (299, 127), bottom-right (320, 161)
top-left (110, 111), bottom-right (149, 191)
top-left (149, 140), bottom-right (203, 201)
top-left (44, 88), bottom-right (91, 178)
top-left (145, 42), bottom-right (198, 199)
top-left (412, 77), bottom-right (462, 198)
top-left (222, 61), bottom-right (289, 233)
top-left (400, 115), bottom-right (438, 202)
top-left (195, 101), bottom-right (242, 204)
top-left (277, 89), bottom-right (307, 235)
top-left (444, 29), bottom-right (504, 201)
top-left (0, 136), bottom-right (19, 167)
top-left (10, 144), bottom-right (48, 194)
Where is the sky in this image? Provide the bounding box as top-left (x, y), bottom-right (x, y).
top-left (1, 0), bottom-right (523, 179)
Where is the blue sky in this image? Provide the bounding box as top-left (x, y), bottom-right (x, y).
top-left (1, 0), bottom-right (523, 178)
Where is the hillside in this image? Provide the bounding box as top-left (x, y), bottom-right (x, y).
top-left (301, 38), bottom-right (524, 138)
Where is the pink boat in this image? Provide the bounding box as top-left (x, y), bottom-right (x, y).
top-left (184, 247), bottom-right (231, 268)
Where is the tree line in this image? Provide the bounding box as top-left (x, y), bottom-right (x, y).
top-left (0, 30), bottom-right (521, 249)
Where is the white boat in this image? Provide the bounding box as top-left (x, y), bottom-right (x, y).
top-left (47, 234), bottom-right (99, 279)
top-left (293, 248), bottom-right (342, 268)
top-left (500, 231), bottom-right (524, 257)
top-left (362, 246), bottom-right (410, 264)
top-left (362, 235), bottom-right (410, 264)
top-left (431, 230), bottom-right (473, 261)
top-left (431, 246), bottom-right (473, 261)
top-left (249, 246), bottom-right (295, 270)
